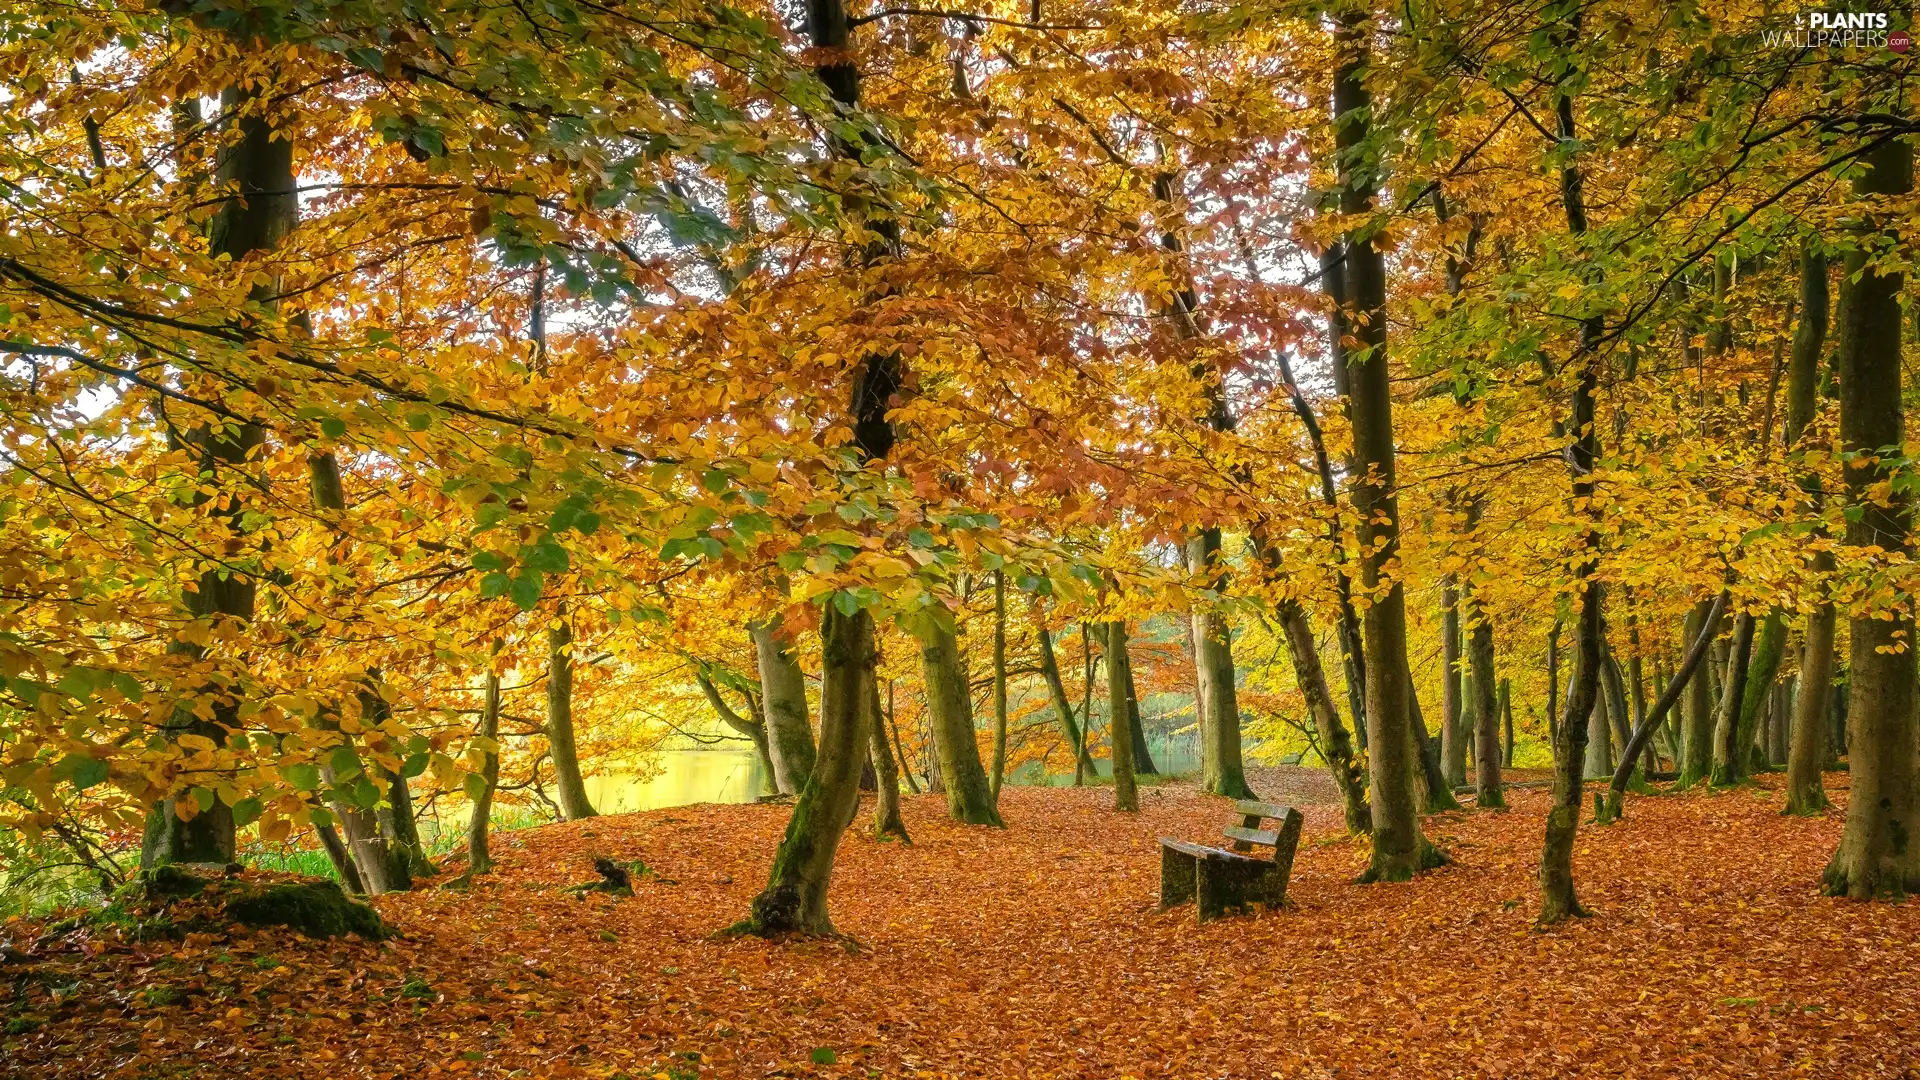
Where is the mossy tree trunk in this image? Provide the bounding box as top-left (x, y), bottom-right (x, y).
top-left (745, 605), bottom-right (875, 935)
top-left (990, 570), bottom-right (1009, 799)
top-left (546, 614), bottom-right (596, 821)
top-left (1468, 595), bottom-right (1504, 808)
top-left (1107, 622), bottom-right (1139, 813)
top-left (1824, 137), bottom-right (1920, 900)
top-left (1334, 9), bottom-right (1436, 881)
top-left (921, 622), bottom-right (1002, 825)
top-left (1724, 612), bottom-right (1785, 784)
top-left (752, 619), bottom-right (817, 795)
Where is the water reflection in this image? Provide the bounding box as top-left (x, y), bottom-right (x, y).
top-left (584, 733), bottom-right (1203, 813)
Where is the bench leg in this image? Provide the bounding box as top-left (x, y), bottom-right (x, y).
top-left (1160, 846), bottom-right (1197, 911)
top-left (1196, 857), bottom-right (1249, 923)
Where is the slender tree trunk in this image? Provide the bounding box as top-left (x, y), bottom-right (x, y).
top-left (1187, 532), bottom-right (1255, 799)
top-left (469, 660), bottom-right (502, 874)
top-left (1677, 600), bottom-right (1716, 787)
top-left (1785, 242), bottom-right (1835, 815)
top-left (1501, 679), bottom-right (1515, 768)
top-left (1406, 670), bottom-right (1462, 812)
top-left (1335, 11), bottom-right (1437, 881)
top-left (315, 824), bottom-right (364, 894)
top-left (1107, 622), bottom-right (1139, 812)
top-left (1600, 593), bottom-right (1726, 822)
top-left (1122, 643), bottom-right (1157, 776)
top-left (696, 669), bottom-right (778, 797)
top-left (1037, 624), bottom-right (1095, 783)
top-left (1709, 612), bottom-right (1758, 787)
top-left (1585, 662), bottom-right (1614, 780)
top-left (1726, 612), bottom-right (1786, 783)
top-left (1441, 578), bottom-right (1467, 788)
top-left (866, 669), bottom-right (910, 842)
top-left (1825, 136), bottom-right (1920, 899)
top-left (546, 614), bottom-right (597, 821)
top-left (1539, 64), bottom-right (1604, 925)
top-left (921, 623), bottom-right (1003, 825)
top-left (990, 570), bottom-right (1009, 798)
top-left (887, 681), bottom-right (920, 796)
top-left (752, 620), bottom-right (818, 795)
top-left (1467, 613), bottom-right (1503, 807)
top-left (1276, 602), bottom-right (1371, 833)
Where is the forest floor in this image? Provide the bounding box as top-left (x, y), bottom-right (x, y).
top-left (6, 768), bottom-right (1918, 1079)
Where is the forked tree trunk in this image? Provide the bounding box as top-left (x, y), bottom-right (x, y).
top-left (921, 623), bottom-right (1003, 825)
top-left (744, 606), bottom-right (875, 935)
top-left (1825, 137), bottom-right (1920, 899)
top-left (1333, 10), bottom-right (1438, 881)
top-left (1107, 622), bottom-right (1139, 813)
top-left (1708, 612), bottom-right (1757, 788)
top-left (696, 669), bottom-right (778, 797)
top-left (1725, 612), bottom-right (1785, 784)
top-left (752, 620), bottom-right (818, 795)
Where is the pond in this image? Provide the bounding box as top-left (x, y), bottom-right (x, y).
top-left (583, 732), bottom-right (1204, 814)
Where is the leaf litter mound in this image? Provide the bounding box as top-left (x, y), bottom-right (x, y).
top-left (4, 769), bottom-right (1917, 1079)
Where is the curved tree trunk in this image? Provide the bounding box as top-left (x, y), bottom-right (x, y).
top-left (990, 570), bottom-right (1009, 798)
top-left (1786, 606), bottom-right (1836, 815)
top-left (469, 661), bottom-right (502, 874)
top-left (1784, 242), bottom-right (1834, 816)
top-left (1276, 601), bottom-right (1371, 833)
top-left (546, 614), bottom-right (597, 821)
top-left (921, 623), bottom-right (1003, 825)
top-left (1677, 600), bottom-right (1716, 787)
top-left (696, 668), bottom-right (778, 797)
top-left (1036, 623), bottom-right (1095, 783)
top-left (1441, 577), bottom-right (1467, 788)
top-left (1825, 136), bottom-right (1920, 899)
top-left (752, 620), bottom-right (817, 795)
top-left (1708, 612), bottom-right (1758, 788)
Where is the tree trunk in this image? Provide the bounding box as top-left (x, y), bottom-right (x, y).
top-left (1728, 612), bottom-right (1786, 783)
top-left (990, 570), bottom-right (1009, 798)
top-left (752, 620), bottom-right (818, 795)
top-left (1037, 624), bottom-right (1095, 783)
top-left (1467, 609), bottom-right (1504, 807)
top-left (1187, 531), bottom-right (1255, 799)
top-left (744, 606), bottom-right (875, 935)
top-left (1585, 661), bottom-right (1614, 780)
top-left (1709, 612), bottom-right (1757, 788)
top-left (1441, 578), bottom-right (1467, 788)
top-left (1335, 11), bottom-right (1436, 881)
top-left (1677, 600), bottom-right (1717, 787)
top-left (142, 85), bottom-right (292, 869)
top-left (696, 669), bottom-right (778, 797)
top-left (1825, 136), bottom-right (1920, 899)
top-left (1107, 622), bottom-right (1139, 813)
top-left (1276, 601), bottom-right (1371, 833)
top-left (921, 623), bottom-right (1003, 825)
top-left (1784, 242), bottom-right (1835, 816)
top-left (469, 661), bottom-right (502, 874)
top-left (866, 669), bottom-right (910, 842)
top-left (1121, 641), bottom-right (1157, 776)
top-left (546, 615), bottom-right (597, 821)
top-left (1406, 670), bottom-right (1462, 812)
top-left (887, 681), bottom-right (920, 795)
top-left (1539, 68), bottom-right (1603, 925)
top-left (1501, 679), bottom-right (1515, 768)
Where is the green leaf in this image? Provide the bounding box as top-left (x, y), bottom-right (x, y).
top-left (479, 571), bottom-right (512, 599)
top-left (402, 752), bottom-right (429, 779)
top-left (522, 538), bottom-right (570, 574)
top-left (471, 551), bottom-right (508, 573)
top-left (191, 786), bottom-right (216, 813)
top-left (464, 772), bottom-right (491, 801)
top-left (810, 1048), bottom-right (837, 1065)
top-left (329, 745), bottom-right (363, 781)
top-left (231, 797), bottom-right (264, 828)
top-left (284, 764), bottom-right (321, 792)
top-left (320, 417), bottom-right (347, 440)
top-left (54, 753), bottom-right (108, 790)
top-left (508, 571), bottom-right (544, 610)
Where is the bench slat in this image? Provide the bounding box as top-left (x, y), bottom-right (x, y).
top-left (1222, 825), bottom-right (1282, 848)
top-left (1158, 837), bottom-right (1262, 864)
top-left (1234, 799), bottom-right (1298, 821)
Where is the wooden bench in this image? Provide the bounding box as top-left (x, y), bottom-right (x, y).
top-left (1159, 800), bottom-right (1303, 923)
